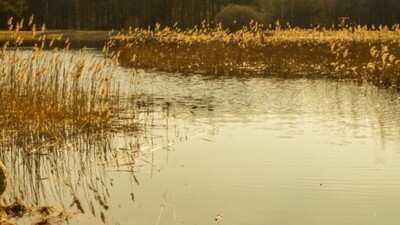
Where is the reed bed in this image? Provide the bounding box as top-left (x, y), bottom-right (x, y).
top-left (0, 18), bottom-right (156, 223)
top-left (0, 18), bottom-right (140, 152)
top-left (117, 23), bottom-right (400, 89)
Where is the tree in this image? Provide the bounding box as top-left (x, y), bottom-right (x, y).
top-left (215, 4), bottom-right (265, 31)
top-left (0, 0), bottom-right (14, 13)
top-left (70, 0), bottom-right (81, 29)
top-left (2, 0), bottom-right (400, 30)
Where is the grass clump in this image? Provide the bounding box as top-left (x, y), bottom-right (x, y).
top-left (0, 18), bottom-right (151, 225)
top-left (117, 23), bottom-right (400, 89)
top-left (0, 201), bottom-right (73, 225)
top-left (0, 18), bottom-right (138, 151)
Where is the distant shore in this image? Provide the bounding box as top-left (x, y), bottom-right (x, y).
top-left (0, 30), bottom-right (112, 48)
top-left (0, 30), bottom-right (111, 41)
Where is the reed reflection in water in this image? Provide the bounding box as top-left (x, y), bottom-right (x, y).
top-left (1, 48), bottom-right (400, 225)
top-left (0, 103), bottom-right (182, 224)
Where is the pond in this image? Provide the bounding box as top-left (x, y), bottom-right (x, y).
top-left (2, 49), bottom-right (400, 225)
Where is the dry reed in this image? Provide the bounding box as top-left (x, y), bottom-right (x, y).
top-left (117, 22), bottom-right (400, 89)
top-left (0, 18), bottom-right (139, 151)
top-left (0, 17), bottom-right (169, 224)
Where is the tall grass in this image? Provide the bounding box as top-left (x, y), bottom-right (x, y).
top-left (117, 23), bottom-right (400, 89)
top-left (0, 18), bottom-right (149, 222)
top-left (0, 18), bottom-right (139, 151)
top-left (0, 17), bottom-right (214, 225)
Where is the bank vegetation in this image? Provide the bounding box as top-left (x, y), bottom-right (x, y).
top-left (117, 22), bottom-right (400, 89)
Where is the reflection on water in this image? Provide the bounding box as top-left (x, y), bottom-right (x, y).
top-left (1, 50), bottom-right (400, 224)
top-left (128, 72), bottom-right (400, 225)
top-left (135, 71), bottom-right (400, 141)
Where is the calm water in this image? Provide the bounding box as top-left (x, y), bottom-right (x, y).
top-left (2, 50), bottom-right (400, 225)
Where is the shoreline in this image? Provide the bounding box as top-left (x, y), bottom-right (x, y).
top-left (0, 30), bottom-right (111, 41)
top-left (0, 30), bottom-right (112, 48)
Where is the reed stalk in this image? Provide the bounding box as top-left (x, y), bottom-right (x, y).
top-left (117, 23), bottom-right (400, 89)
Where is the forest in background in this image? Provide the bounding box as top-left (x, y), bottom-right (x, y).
top-left (1, 0), bottom-right (400, 30)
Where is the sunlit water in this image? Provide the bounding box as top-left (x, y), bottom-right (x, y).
top-left (2, 50), bottom-right (400, 225)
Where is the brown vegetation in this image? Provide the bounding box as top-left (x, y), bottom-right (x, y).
top-left (0, 19), bottom-right (143, 224)
top-left (0, 201), bottom-right (72, 225)
top-left (0, 19), bottom-right (139, 152)
top-left (117, 24), bottom-right (400, 89)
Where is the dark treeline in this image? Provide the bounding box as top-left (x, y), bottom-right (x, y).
top-left (1, 0), bottom-right (400, 30)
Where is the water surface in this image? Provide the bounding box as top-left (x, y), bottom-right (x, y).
top-left (2, 50), bottom-right (400, 225)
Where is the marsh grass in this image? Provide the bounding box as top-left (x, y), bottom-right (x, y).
top-left (117, 23), bottom-right (400, 89)
top-left (0, 18), bottom-right (181, 223)
top-left (0, 18), bottom-right (156, 224)
top-left (0, 18), bottom-right (143, 152)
